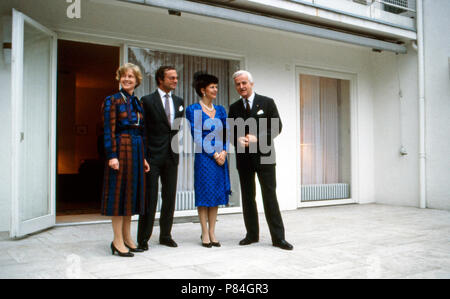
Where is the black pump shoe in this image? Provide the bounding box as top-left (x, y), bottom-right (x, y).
top-left (111, 242), bottom-right (134, 257)
top-left (201, 235), bottom-right (212, 248)
top-left (211, 241), bottom-right (221, 247)
top-left (125, 243), bottom-right (144, 253)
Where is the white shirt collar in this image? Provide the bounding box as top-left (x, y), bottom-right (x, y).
top-left (158, 88), bottom-right (172, 99)
top-left (242, 92), bottom-right (255, 108)
top-left (248, 92), bottom-right (256, 102)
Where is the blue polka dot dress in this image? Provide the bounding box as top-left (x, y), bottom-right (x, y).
top-left (186, 103), bottom-right (231, 207)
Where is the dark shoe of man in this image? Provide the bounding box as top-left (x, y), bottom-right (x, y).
top-left (239, 237), bottom-right (259, 246)
top-left (272, 240), bottom-right (293, 250)
top-left (137, 243), bottom-right (149, 251)
top-left (160, 238), bottom-right (178, 248)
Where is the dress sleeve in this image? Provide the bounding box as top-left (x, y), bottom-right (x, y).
top-left (103, 96), bottom-right (118, 160)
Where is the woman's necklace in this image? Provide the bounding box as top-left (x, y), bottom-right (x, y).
top-left (200, 100), bottom-right (215, 112)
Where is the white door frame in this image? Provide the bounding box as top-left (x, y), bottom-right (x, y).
top-left (295, 65), bottom-right (359, 208)
top-left (10, 9), bottom-right (57, 238)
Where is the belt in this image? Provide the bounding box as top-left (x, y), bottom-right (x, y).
top-left (123, 124), bottom-right (143, 129)
top-left (117, 126), bottom-right (144, 136)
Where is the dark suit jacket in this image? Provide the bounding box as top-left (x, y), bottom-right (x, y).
top-left (228, 93), bottom-right (282, 169)
top-left (141, 91), bottom-right (184, 166)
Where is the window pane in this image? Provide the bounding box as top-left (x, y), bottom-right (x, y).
top-left (19, 22), bottom-right (52, 221)
top-left (300, 74), bottom-right (351, 201)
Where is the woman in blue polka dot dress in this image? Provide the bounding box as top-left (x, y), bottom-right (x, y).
top-left (186, 72), bottom-right (231, 248)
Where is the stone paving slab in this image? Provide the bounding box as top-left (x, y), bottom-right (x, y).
top-left (0, 204), bottom-right (449, 279)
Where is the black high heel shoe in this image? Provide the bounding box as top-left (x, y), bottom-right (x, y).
top-left (125, 243), bottom-right (144, 253)
top-left (111, 242), bottom-right (134, 257)
top-left (209, 233), bottom-right (221, 247)
top-left (200, 235), bottom-right (212, 248)
top-left (211, 241), bottom-right (221, 247)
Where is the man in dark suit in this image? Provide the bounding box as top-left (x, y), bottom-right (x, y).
top-left (228, 70), bottom-right (293, 250)
top-left (137, 66), bottom-right (184, 249)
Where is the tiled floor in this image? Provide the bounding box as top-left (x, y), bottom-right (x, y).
top-left (0, 203), bottom-right (449, 279)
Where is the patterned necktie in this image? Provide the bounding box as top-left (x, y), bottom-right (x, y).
top-left (245, 98), bottom-right (251, 116)
top-left (164, 94), bottom-right (171, 125)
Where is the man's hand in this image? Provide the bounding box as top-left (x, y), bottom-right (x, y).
top-left (144, 159), bottom-right (150, 173)
top-left (246, 134), bottom-right (258, 144)
top-left (238, 136), bottom-right (248, 148)
top-left (237, 135), bottom-right (257, 148)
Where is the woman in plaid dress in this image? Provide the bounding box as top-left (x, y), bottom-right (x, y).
top-left (101, 63), bottom-right (150, 257)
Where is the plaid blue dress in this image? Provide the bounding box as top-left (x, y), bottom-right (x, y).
top-left (101, 89), bottom-right (147, 216)
top-left (186, 103), bottom-right (231, 207)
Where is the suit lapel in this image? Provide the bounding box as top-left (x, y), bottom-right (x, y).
top-left (250, 94), bottom-right (262, 117)
top-left (173, 96), bottom-right (183, 118)
top-left (240, 98), bottom-right (247, 117)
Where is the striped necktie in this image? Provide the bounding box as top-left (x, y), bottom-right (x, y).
top-left (164, 93), bottom-right (171, 125)
top-left (245, 98), bottom-right (251, 117)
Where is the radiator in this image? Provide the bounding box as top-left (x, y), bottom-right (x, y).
top-left (156, 191), bottom-right (196, 212)
top-left (301, 183), bottom-right (350, 202)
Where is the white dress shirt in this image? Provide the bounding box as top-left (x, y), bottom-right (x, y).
top-left (242, 92), bottom-right (256, 110)
top-left (158, 88), bottom-right (175, 124)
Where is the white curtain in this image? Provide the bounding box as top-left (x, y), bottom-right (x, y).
top-left (128, 47), bottom-right (235, 192)
top-left (300, 75), bottom-right (340, 185)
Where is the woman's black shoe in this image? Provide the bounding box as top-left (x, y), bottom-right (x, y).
top-left (211, 241), bottom-right (221, 247)
top-left (125, 243), bottom-right (144, 253)
top-left (211, 242), bottom-right (222, 247)
top-left (111, 242), bottom-right (134, 257)
top-left (201, 235), bottom-right (212, 248)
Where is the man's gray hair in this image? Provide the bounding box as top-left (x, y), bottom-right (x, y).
top-left (232, 70), bottom-right (254, 83)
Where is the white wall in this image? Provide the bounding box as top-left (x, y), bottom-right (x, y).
top-left (371, 0), bottom-right (450, 211)
top-left (0, 16), bottom-right (12, 232)
top-left (423, 0), bottom-right (450, 210)
top-left (371, 46), bottom-right (420, 207)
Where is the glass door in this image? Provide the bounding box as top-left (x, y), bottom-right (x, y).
top-left (298, 72), bottom-right (352, 205)
top-left (10, 9), bottom-right (57, 238)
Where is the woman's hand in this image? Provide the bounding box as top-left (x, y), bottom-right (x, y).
top-left (144, 159), bottom-right (150, 173)
top-left (214, 151), bottom-right (227, 166)
top-left (108, 158), bottom-right (119, 170)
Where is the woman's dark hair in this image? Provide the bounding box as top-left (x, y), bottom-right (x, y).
top-left (192, 71), bottom-right (219, 97)
top-left (155, 66), bottom-right (176, 86)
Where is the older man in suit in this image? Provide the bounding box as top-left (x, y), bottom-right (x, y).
top-left (228, 70), bottom-right (293, 250)
top-left (137, 66), bottom-right (184, 250)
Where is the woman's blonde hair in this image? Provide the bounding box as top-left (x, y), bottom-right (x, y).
top-left (116, 63), bottom-right (143, 88)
